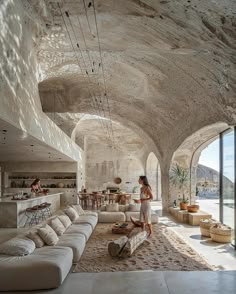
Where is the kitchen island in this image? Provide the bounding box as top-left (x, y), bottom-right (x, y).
top-left (0, 193), bottom-right (62, 228)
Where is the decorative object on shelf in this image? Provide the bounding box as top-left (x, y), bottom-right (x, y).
top-left (170, 164), bottom-right (189, 210)
top-left (187, 204), bottom-right (199, 213)
top-left (57, 182), bottom-right (65, 188)
top-left (173, 200), bottom-right (177, 208)
top-left (114, 177), bottom-right (122, 184)
top-left (210, 224), bottom-right (234, 243)
top-left (200, 219), bottom-right (220, 237)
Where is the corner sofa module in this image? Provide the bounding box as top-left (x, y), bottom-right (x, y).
top-left (0, 246), bottom-right (73, 292)
top-left (98, 212), bottom-right (126, 223)
top-left (98, 204), bottom-right (158, 224)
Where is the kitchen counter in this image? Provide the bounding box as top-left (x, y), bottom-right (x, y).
top-left (0, 193), bottom-right (62, 228)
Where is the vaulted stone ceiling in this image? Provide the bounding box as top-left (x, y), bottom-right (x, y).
top-left (36, 0), bottom-right (236, 166)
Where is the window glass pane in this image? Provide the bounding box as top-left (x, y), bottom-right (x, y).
top-left (222, 130), bottom-right (235, 231)
top-left (197, 138), bottom-right (219, 220)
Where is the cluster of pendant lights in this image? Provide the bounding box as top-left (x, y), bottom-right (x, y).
top-left (57, 0), bottom-right (116, 148)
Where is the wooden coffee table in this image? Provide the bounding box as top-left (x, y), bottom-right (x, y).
top-left (112, 223), bottom-right (133, 234)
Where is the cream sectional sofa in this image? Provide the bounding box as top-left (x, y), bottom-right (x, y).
top-left (98, 203), bottom-right (158, 224)
top-left (0, 208), bottom-right (98, 292)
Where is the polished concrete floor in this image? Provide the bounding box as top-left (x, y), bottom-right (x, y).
top-left (1, 203), bottom-right (236, 293)
top-left (151, 202), bottom-right (236, 270)
top-left (6, 271), bottom-right (236, 294)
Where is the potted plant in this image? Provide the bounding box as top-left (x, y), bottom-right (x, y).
top-left (170, 164), bottom-right (189, 210)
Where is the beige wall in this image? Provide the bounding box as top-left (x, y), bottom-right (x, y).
top-left (85, 138), bottom-right (144, 192)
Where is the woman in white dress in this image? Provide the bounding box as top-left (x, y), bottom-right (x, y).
top-left (139, 176), bottom-right (153, 237)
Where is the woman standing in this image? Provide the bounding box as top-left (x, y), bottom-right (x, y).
top-left (139, 175), bottom-right (153, 237)
top-left (31, 178), bottom-right (42, 194)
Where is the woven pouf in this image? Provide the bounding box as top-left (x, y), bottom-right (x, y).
top-left (200, 219), bottom-right (220, 237)
top-left (210, 224), bottom-right (234, 243)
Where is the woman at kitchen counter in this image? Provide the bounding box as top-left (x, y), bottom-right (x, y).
top-left (31, 178), bottom-right (42, 194)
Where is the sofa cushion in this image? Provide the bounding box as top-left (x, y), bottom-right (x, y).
top-left (49, 217), bottom-right (66, 236)
top-left (73, 214), bottom-right (98, 229)
top-left (100, 205), bottom-right (106, 211)
top-left (38, 224), bottom-right (59, 246)
top-left (58, 215), bottom-right (72, 229)
top-left (106, 203), bottom-right (119, 212)
top-left (0, 237), bottom-right (35, 256)
top-left (57, 233), bottom-right (86, 263)
top-left (64, 207), bottom-right (79, 221)
top-left (84, 211), bottom-right (98, 217)
top-left (72, 204), bottom-right (85, 215)
top-left (125, 211), bottom-right (158, 224)
top-left (26, 232), bottom-right (45, 248)
top-left (64, 223), bottom-right (93, 241)
top-left (98, 212), bottom-right (126, 223)
top-left (0, 246), bottom-right (73, 291)
top-left (119, 204), bottom-right (129, 212)
top-left (128, 203), bottom-right (141, 212)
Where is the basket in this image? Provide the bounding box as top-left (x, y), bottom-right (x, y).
top-left (200, 219), bottom-right (220, 237)
top-left (210, 224), bottom-right (234, 243)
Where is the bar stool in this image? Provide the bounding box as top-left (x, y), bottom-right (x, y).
top-left (40, 202), bottom-right (52, 218)
top-left (38, 203), bottom-right (49, 221)
top-left (24, 206), bottom-right (41, 227)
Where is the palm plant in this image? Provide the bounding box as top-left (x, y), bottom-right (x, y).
top-left (170, 164), bottom-right (189, 203)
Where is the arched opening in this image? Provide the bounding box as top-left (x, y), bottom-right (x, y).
top-left (146, 152), bottom-right (161, 201)
top-left (73, 115), bottom-right (146, 192)
top-left (169, 122), bottom-right (228, 207)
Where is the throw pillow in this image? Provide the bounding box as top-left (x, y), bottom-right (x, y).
top-left (106, 203), bottom-right (119, 212)
top-left (100, 205), bottom-right (106, 211)
top-left (26, 231), bottom-right (45, 248)
top-left (49, 217), bottom-right (65, 236)
top-left (0, 237), bottom-right (35, 256)
top-left (128, 203), bottom-right (141, 212)
top-left (58, 215), bottom-right (72, 229)
top-left (119, 204), bottom-right (129, 212)
top-left (72, 204), bottom-right (85, 215)
top-left (37, 224), bottom-right (59, 246)
top-left (64, 207), bottom-right (79, 221)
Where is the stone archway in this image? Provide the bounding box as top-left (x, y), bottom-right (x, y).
top-left (146, 152), bottom-right (161, 201)
top-left (169, 122), bottom-right (229, 206)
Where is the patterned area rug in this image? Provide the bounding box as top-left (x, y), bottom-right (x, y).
top-left (73, 223), bottom-right (213, 272)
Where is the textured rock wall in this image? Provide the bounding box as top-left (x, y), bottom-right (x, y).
top-left (1, 0), bottom-right (236, 210)
top-left (0, 0), bottom-right (84, 163)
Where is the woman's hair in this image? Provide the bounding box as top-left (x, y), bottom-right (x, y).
top-left (31, 178), bottom-right (40, 186)
top-left (139, 176), bottom-right (152, 190)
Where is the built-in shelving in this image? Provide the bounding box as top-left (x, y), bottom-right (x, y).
top-left (8, 172), bottom-right (77, 189)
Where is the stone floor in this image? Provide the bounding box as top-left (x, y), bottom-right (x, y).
top-left (1, 202), bottom-right (236, 293)
top-left (6, 271), bottom-right (236, 294)
top-left (151, 201), bottom-right (236, 270)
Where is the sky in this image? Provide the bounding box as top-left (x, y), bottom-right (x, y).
top-left (199, 132), bottom-right (234, 182)
top-left (199, 138), bottom-right (220, 172)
